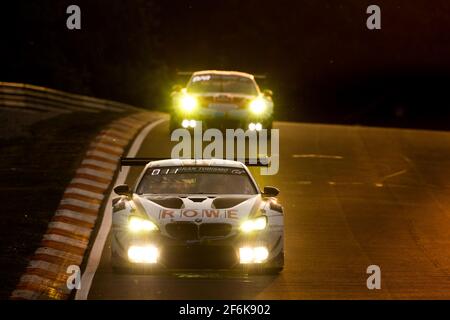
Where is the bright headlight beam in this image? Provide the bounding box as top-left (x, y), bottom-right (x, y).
top-left (249, 98), bottom-right (266, 114)
top-left (128, 245), bottom-right (159, 263)
top-left (179, 95), bottom-right (197, 112)
top-left (239, 247), bottom-right (254, 264)
top-left (240, 216), bottom-right (267, 233)
top-left (253, 247), bottom-right (269, 263)
top-left (182, 119), bottom-right (190, 128)
top-left (239, 246), bottom-right (269, 264)
top-left (128, 216), bottom-right (158, 232)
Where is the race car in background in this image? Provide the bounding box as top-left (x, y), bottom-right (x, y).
top-left (111, 158), bottom-right (284, 274)
top-left (170, 70), bottom-right (274, 132)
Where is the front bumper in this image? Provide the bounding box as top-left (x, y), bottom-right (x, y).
top-left (171, 107), bottom-right (273, 130)
top-left (111, 228), bottom-right (283, 271)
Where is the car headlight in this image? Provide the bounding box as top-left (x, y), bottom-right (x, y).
top-left (240, 216), bottom-right (268, 233)
top-left (179, 94), bottom-right (198, 112)
top-left (128, 216), bottom-right (158, 232)
top-left (249, 98), bottom-right (267, 114)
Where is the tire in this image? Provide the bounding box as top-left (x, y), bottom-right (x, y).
top-left (267, 250), bottom-right (284, 272)
top-left (261, 266), bottom-right (284, 275)
top-left (248, 266), bottom-right (283, 275)
top-left (111, 250), bottom-right (130, 274)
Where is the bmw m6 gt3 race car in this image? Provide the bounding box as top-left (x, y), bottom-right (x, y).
top-left (111, 158), bottom-right (284, 274)
top-left (169, 70), bottom-right (274, 132)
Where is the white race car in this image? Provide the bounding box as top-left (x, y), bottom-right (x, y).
top-left (111, 158), bottom-right (284, 274)
top-left (170, 70), bottom-right (274, 132)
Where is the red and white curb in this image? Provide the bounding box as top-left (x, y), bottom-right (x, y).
top-left (74, 117), bottom-right (167, 300)
top-left (11, 112), bottom-right (166, 300)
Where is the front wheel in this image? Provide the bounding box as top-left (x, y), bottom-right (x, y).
top-left (261, 266), bottom-right (284, 275)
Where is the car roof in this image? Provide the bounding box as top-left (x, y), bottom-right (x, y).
top-left (145, 158), bottom-right (247, 169)
top-left (192, 70), bottom-right (254, 80)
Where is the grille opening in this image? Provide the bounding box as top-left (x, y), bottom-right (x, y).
top-left (165, 222), bottom-right (233, 240)
top-left (165, 222), bottom-right (198, 241)
top-left (199, 223), bottom-right (232, 237)
top-left (188, 197), bottom-right (207, 202)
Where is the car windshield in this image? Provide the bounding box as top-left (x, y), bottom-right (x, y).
top-left (136, 166), bottom-right (257, 195)
top-left (187, 74), bottom-right (258, 95)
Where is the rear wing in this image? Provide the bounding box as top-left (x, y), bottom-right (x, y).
top-left (120, 157), bottom-right (269, 167)
top-left (176, 71), bottom-right (194, 77)
top-left (176, 71), bottom-right (267, 80)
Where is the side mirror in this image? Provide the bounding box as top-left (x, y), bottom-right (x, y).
top-left (114, 184), bottom-right (131, 197)
top-left (263, 89), bottom-right (273, 97)
top-left (262, 186), bottom-right (279, 197)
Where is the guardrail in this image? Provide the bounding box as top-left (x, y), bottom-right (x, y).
top-left (0, 82), bottom-right (143, 114)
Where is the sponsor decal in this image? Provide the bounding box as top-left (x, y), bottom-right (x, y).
top-left (159, 209), bottom-right (238, 220)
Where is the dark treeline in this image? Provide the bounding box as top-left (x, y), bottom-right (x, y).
top-left (2, 0), bottom-right (450, 129)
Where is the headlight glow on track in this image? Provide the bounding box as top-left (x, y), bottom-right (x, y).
top-left (128, 216), bottom-right (159, 232)
top-left (240, 216), bottom-right (267, 233)
top-left (128, 245), bottom-right (159, 263)
top-left (239, 246), bottom-right (269, 263)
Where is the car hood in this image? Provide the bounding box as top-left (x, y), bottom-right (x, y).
top-left (194, 93), bottom-right (256, 109)
top-left (134, 194), bottom-right (263, 223)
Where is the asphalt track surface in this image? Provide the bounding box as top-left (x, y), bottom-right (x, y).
top-left (87, 120), bottom-right (450, 299)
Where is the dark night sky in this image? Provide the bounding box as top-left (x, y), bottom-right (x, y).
top-left (2, 0), bottom-right (450, 129)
